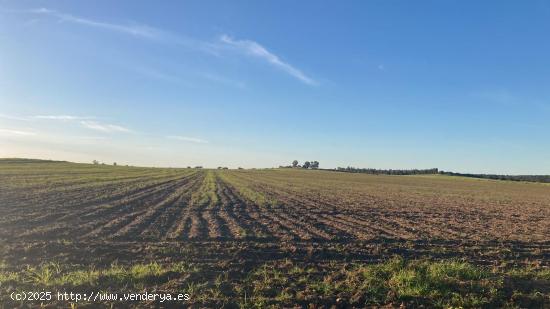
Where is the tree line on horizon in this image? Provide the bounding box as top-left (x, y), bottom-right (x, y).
top-left (332, 166), bottom-right (550, 183)
top-left (279, 160), bottom-right (320, 169)
top-left (336, 167), bottom-right (439, 175)
top-left (2, 159), bottom-right (549, 183)
top-left (438, 171), bottom-right (550, 183)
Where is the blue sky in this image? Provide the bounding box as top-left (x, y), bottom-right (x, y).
top-left (1, 1), bottom-right (549, 173)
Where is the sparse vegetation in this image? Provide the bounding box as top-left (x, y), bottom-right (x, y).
top-left (0, 160), bottom-right (549, 307)
top-left (190, 170), bottom-right (219, 208)
top-left (217, 170), bottom-right (278, 207)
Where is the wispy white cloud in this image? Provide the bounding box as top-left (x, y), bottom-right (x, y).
top-left (0, 114), bottom-right (30, 121)
top-left (219, 35), bottom-right (317, 86)
top-left (30, 8), bottom-right (167, 40)
top-left (1, 114), bottom-right (95, 121)
top-left (167, 135), bottom-right (208, 144)
top-left (1, 113), bottom-right (131, 134)
top-left (34, 115), bottom-right (94, 120)
top-left (28, 7), bottom-right (217, 53)
top-left (15, 8), bottom-right (318, 86)
top-left (0, 128), bottom-right (37, 136)
top-left (80, 121), bottom-right (132, 133)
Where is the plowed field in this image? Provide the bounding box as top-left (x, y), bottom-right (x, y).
top-left (1, 160), bottom-right (549, 308)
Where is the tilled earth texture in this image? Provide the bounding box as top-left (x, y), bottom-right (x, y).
top-left (0, 159), bottom-right (549, 308)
